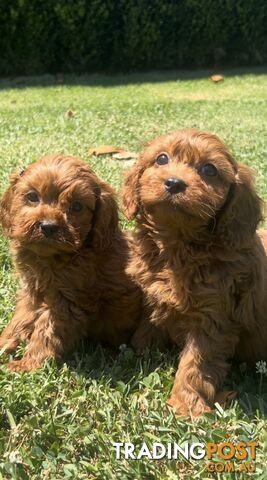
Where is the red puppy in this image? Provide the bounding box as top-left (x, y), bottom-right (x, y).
top-left (123, 129), bottom-right (267, 416)
top-left (0, 154), bottom-right (141, 371)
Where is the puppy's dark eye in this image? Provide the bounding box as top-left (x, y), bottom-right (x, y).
top-left (200, 163), bottom-right (218, 177)
top-left (156, 154), bottom-right (169, 165)
top-left (26, 192), bottom-right (39, 204)
top-left (69, 201), bottom-right (83, 213)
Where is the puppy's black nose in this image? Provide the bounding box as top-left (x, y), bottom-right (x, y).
top-left (165, 177), bottom-right (187, 194)
top-left (40, 221), bottom-right (59, 237)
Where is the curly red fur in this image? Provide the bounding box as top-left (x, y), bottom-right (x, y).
top-left (122, 129), bottom-right (267, 416)
top-left (0, 154), bottom-right (141, 372)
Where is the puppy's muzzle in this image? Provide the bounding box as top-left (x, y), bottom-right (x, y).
top-left (165, 177), bottom-right (187, 195)
top-left (40, 221), bottom-right (59, 238)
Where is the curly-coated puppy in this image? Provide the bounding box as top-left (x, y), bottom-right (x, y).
top-left (0, 154), bottom-right (141, 372)
top-left (122, 128), bottom-right (267, 416)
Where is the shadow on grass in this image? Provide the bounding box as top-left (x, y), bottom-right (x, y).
top-left (65, 341), bottom-right (267, 419)
top-left (227, 360), bottom-right (267, 419)
top-left (0, 66), bottom-right (266, 91)
top-left (65, 340), bottom-right (177, 385)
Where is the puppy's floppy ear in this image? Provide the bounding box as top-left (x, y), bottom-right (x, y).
top-left (91, 181), bottom-right (119, 249)
top-left (122, 163), bottom-right (143, 220)
top-left (0, 170), bottom-right (23, 237)
top-left (216, 163), bottom-right (263, 248)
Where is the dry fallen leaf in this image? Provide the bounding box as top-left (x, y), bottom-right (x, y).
top-left (209, 74), bottom-right (224, 83)
top-left (88, 145), bottom-right (127, 156)
top-left (124, 159), bottom-right (136, 167)
top-left (66, 110), bottom-right (75, 118)
top-left (112, 151), bottom-right (138, 160)
top-left (215, 390), bottom-right (237, 406)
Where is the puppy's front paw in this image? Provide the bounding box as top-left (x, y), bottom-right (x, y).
top-left (167, 394), bottom-right (212, 417)
top-left (0, 336), bottom-right (20, 353)
top-left (7, 357), bottom-right (43, 372)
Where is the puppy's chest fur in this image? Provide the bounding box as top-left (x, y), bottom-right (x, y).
top-left (128, 237), bottom-right (255, 333)
top-left (14, 246), bottom-right (136, 342)
top-left (8, 237), bottom-right (141, 349)
top-left (15, 248), bottom-right (99, 308)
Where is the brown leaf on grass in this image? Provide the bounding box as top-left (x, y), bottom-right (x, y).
top-left (66, 110), bottom-right (75, 118)
top-left (88, 145), bottom-right (127, 156)
top-left (112, 151), bottom-right (138, 160)
top-left (215, 390), bottom-right (237, 406)
top-left (138, 395), bottom-right (149, 414)
top-left (209, 74), bottom-right (224, 83)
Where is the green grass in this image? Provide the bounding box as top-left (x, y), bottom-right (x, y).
top-left (0, 69), bottom-right (267, 479)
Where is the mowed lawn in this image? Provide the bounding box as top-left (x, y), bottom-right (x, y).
top-left (0, 70), bottom-right (266, 479)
